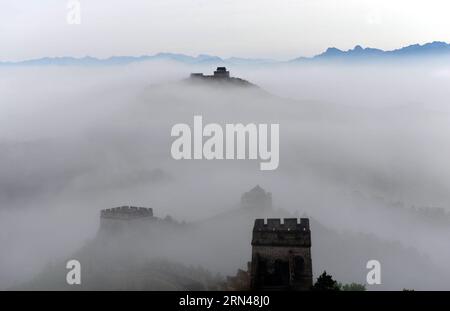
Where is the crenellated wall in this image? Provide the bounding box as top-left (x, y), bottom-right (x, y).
top-left (252, 218), bottom-right (311, 247)
top-left (100, 206), bottom-right (153, 220)
top-left (98, 206), bottom-right (155, 234)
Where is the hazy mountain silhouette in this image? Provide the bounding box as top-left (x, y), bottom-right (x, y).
top-left (0, 54), bottom-right (274, 67)
top-left (293, 41), bottom-right (450, 62)
top-left (3, 41), bottom-right (449, 66)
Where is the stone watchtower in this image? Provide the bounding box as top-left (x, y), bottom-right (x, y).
top-left (240, 185), bottom-right (272, 210)
top-left (99, 206), bottom-right (155, 233)
top-left (213, 67), bottom-right (230, 78)
top-left (250, 218), bottom-right (312, 290)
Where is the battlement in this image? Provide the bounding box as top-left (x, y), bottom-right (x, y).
top-left (100, 206), bottom-right (154, 220)
top-left (253, 218), bottom-right (309, 231)
top-left (252, 218), bottom-right (311, 247)
top-left (190, 73), bottom-right (204, 78)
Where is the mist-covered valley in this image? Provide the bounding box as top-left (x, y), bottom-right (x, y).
top-left (1, 61), bottom-right (450, 290)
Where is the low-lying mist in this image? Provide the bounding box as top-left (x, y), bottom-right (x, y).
top-left (1, 60), bottom-right (450, 290)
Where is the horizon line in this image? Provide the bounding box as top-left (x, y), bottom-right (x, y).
top-left (1, 40), bottom-right (449, 64)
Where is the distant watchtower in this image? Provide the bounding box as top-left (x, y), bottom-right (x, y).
top-left (241, 185), bottom-right (272, 210)
top-left (99, 206), bottom-right (155, 233)
top-left (189, 67), bottom-right (253, 87)
top-left (213, 67), bottom-right (230, 78)
top-left (250, 218), bottom-right (313, 290)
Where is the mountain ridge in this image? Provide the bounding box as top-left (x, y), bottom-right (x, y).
top-left (2, 41), bottom-right (449, 66)
top-left (292, 41), bottom-right (450, 62)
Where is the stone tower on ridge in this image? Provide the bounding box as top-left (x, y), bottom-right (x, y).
top-left (240, 185), bottom-right (272, 210)
top-left (213, 67), bottom-right (230, 78)
top-left (189, 67), bottom-right (253, 87)
top-left (250, 218), bottom-right (313, 290)
top-left (99, 206), bottom-right (155, 233)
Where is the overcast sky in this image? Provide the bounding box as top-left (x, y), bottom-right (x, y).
top-left (2, 0), bottom-right (450, 61)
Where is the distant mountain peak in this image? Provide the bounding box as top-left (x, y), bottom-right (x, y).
top-left (325, 47), bottom-right (342, 53)
top-left (289, 41), bottom-right (450, 63)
